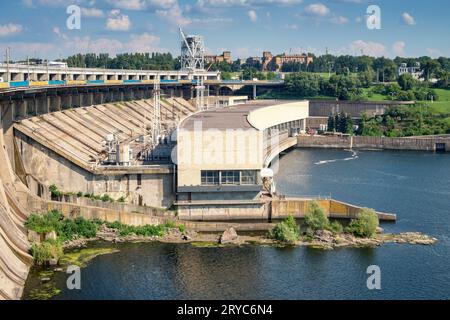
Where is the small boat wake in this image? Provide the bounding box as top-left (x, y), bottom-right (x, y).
top-left (315, 149), bottom-right (359, 165)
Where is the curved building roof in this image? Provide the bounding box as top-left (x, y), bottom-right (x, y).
top-left (179, 100), bottom-right (309, 131)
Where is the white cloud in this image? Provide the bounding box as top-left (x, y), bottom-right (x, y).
top-left (0, 23), bottom-right (23, 37)
top-left (305, 3), bottom-right (330, 17)
top-left (248, 10), bottom-right (258, 22)
top-left (156, 3), bottom-right (191, 26)
top-left (402, 12), bottom-right (416, 26)
top-left (426, 48), bottom-right (443, 58)
top-left (393, 41), bottom-right (406, 56)
top-left (81, 7), bottom-right (104, 18)
top-left (197, 0), bottom-right (303, 8)
top-left (104, 0), bottom-right (178, 10)
top-left (22, 0), bottom-right (85, 7)
top-left (53, 27), bottom-right (69, 40)
top-left (106, 10), bottom-right (131, 31)
top-left (346, 40), bottom-right (388, 56)
top-left (331, 16), bottom-right (349, 25)
top-left (284, 24), bottom-right (299, 30)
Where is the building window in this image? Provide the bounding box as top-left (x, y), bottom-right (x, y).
top-left (241, 170), bottom-right (257, 185)
top-left (221, 171), bottom-right (240, 185)
top-left (201, 171), bottom-right (219, 185)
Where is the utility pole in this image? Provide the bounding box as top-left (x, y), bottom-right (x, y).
top-left (6, 47), bottom-right (11, 82)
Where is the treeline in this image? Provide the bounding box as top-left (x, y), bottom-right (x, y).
top-left (326, 106), bottom-right (449, 137)
top-left (282, 72), bottom-right (441, 101)
top-left (358, 105), bottom-right (450, 137)
top-left (284, 72), bottom-right (368, 100)
top-left (64, 53), bottom-right (179, 70)
top-left (274, 55), bottom-right (450, 83)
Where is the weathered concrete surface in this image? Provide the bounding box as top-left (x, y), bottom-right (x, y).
top-left (12, 97), bottom-right (201, 209)
top-left (309, 100), bottom-right (414, 118)
top-left (271, 198), bottom-right (396, 221)
top-left (15, 125), bottom-right (174, 209)
top-left (297, 135), bottom-right (450, 152)
top-left (177, 197), bottom-right (396, 222)
top-left (0, 131), bottom-right (32, 300)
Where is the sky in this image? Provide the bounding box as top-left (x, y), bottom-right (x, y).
top-left (0, 0), bottom-right (449, 61)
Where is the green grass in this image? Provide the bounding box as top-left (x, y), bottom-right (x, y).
top-left (426, 89), bottom-right (450, 116)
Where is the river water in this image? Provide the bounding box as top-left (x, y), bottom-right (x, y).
top-left (23, 149), bottom-right (450, 300)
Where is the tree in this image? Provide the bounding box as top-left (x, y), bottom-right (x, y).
top-left (285, 72), bottom-right (321, 97)
top-left (373, 57), bottom-right (397, 82)
top-left (304, 202), bottom-right (329, 231)
top-left (397, 73), bottom-right (416, 91)
top-left (268, 215), bottom-right (299, 244)
top-left (346, 208), bottom-right (379, 238)
top-left (344, 114), bottom-right (354, 134)
top-left (327, 115), bottom-right (335, 132)
top-left (422, 60), bottom-right (441, 81)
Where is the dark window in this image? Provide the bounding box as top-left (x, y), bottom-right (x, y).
top-left (201, 171), bottom-right (219, 185)
top-left (241, 170), bottom-right (257, 185)
top-left (221, 171), bottom-right (240, 185)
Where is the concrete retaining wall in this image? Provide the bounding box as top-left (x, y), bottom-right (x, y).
top-left (178, 203), bottom-right (268, 221)
top-left (297, 135), bottom-right (450, 152)
top-left (30, 199), bottom-right (171, 227)
top-left (309, 100), bottom-right (414, 118)
top-left (271, 198), bottom-right (396, 221)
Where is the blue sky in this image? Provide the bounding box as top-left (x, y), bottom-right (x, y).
top-left (0, 0), bottom-right (449, 60)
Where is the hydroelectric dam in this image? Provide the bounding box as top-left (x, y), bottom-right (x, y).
top-left (2, 67), bottom-right (436, 299)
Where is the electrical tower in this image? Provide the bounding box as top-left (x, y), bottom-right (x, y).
top-left (179, 27), bottom-right (208, 110)
top-left (196, 77), bottom-right (206, 111)
top-left (153, 74), bottom-right (161, 146)
top-left (180, 28), bottom-right (205, 71)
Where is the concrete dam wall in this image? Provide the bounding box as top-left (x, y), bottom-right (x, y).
top-left (0, 131), bottom-right (33, 300)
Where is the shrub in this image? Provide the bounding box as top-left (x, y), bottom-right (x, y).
top-left (346, 208), bottom-right (379, 238)
top-left (77, 192), bottom-right (83, 197)
top-left (25, 211), bottom-right (98, 241)
top-left (165, 221), bottom-right (176, 229)
top-left (178, 224), bottom-right (186, 233)
top-left (101, 194), bottom-right (114, 202)
top-left (25, 211), bottom-right (64, 235)
top-left (327, 221), bottom-right (344, 234)
top-left (304, 202), bottom-right (329, 231)
top-left (30, 240), bottom-right (63, 265)
top-left (49, 184), bottom-right (61, 198)
top-left (117, 196), bottom-right (126, 203)
top-left (106, 221), bottom-right (169, 237)
top-left (269, 215), bottom-right (299, 244)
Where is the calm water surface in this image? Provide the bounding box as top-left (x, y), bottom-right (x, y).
top-left (24, 149), bottom-right (450, 300)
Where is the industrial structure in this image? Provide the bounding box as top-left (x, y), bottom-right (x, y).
top-left (176, 100), bottom-right (309, 220)
top-left (0, 28), bottom-right (417, 300)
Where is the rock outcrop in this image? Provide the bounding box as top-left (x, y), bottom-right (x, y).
top-left (219, 227), bottom-right (239, 244)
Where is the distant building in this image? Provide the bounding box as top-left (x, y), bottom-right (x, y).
top-left (205, 51), bottom-right (232, 65)
top-left (262, 52), bottom-right (314, 71)
top-left (398, 62), bottom-right (423, 80)
top-left (246, 56), bottom-right (262, 66)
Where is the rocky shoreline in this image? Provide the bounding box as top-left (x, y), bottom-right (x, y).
top-left (63, 224), bottom-right (438, 251)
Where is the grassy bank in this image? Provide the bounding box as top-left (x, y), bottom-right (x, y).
top-left (25, 210), bottom-right (180, 265)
